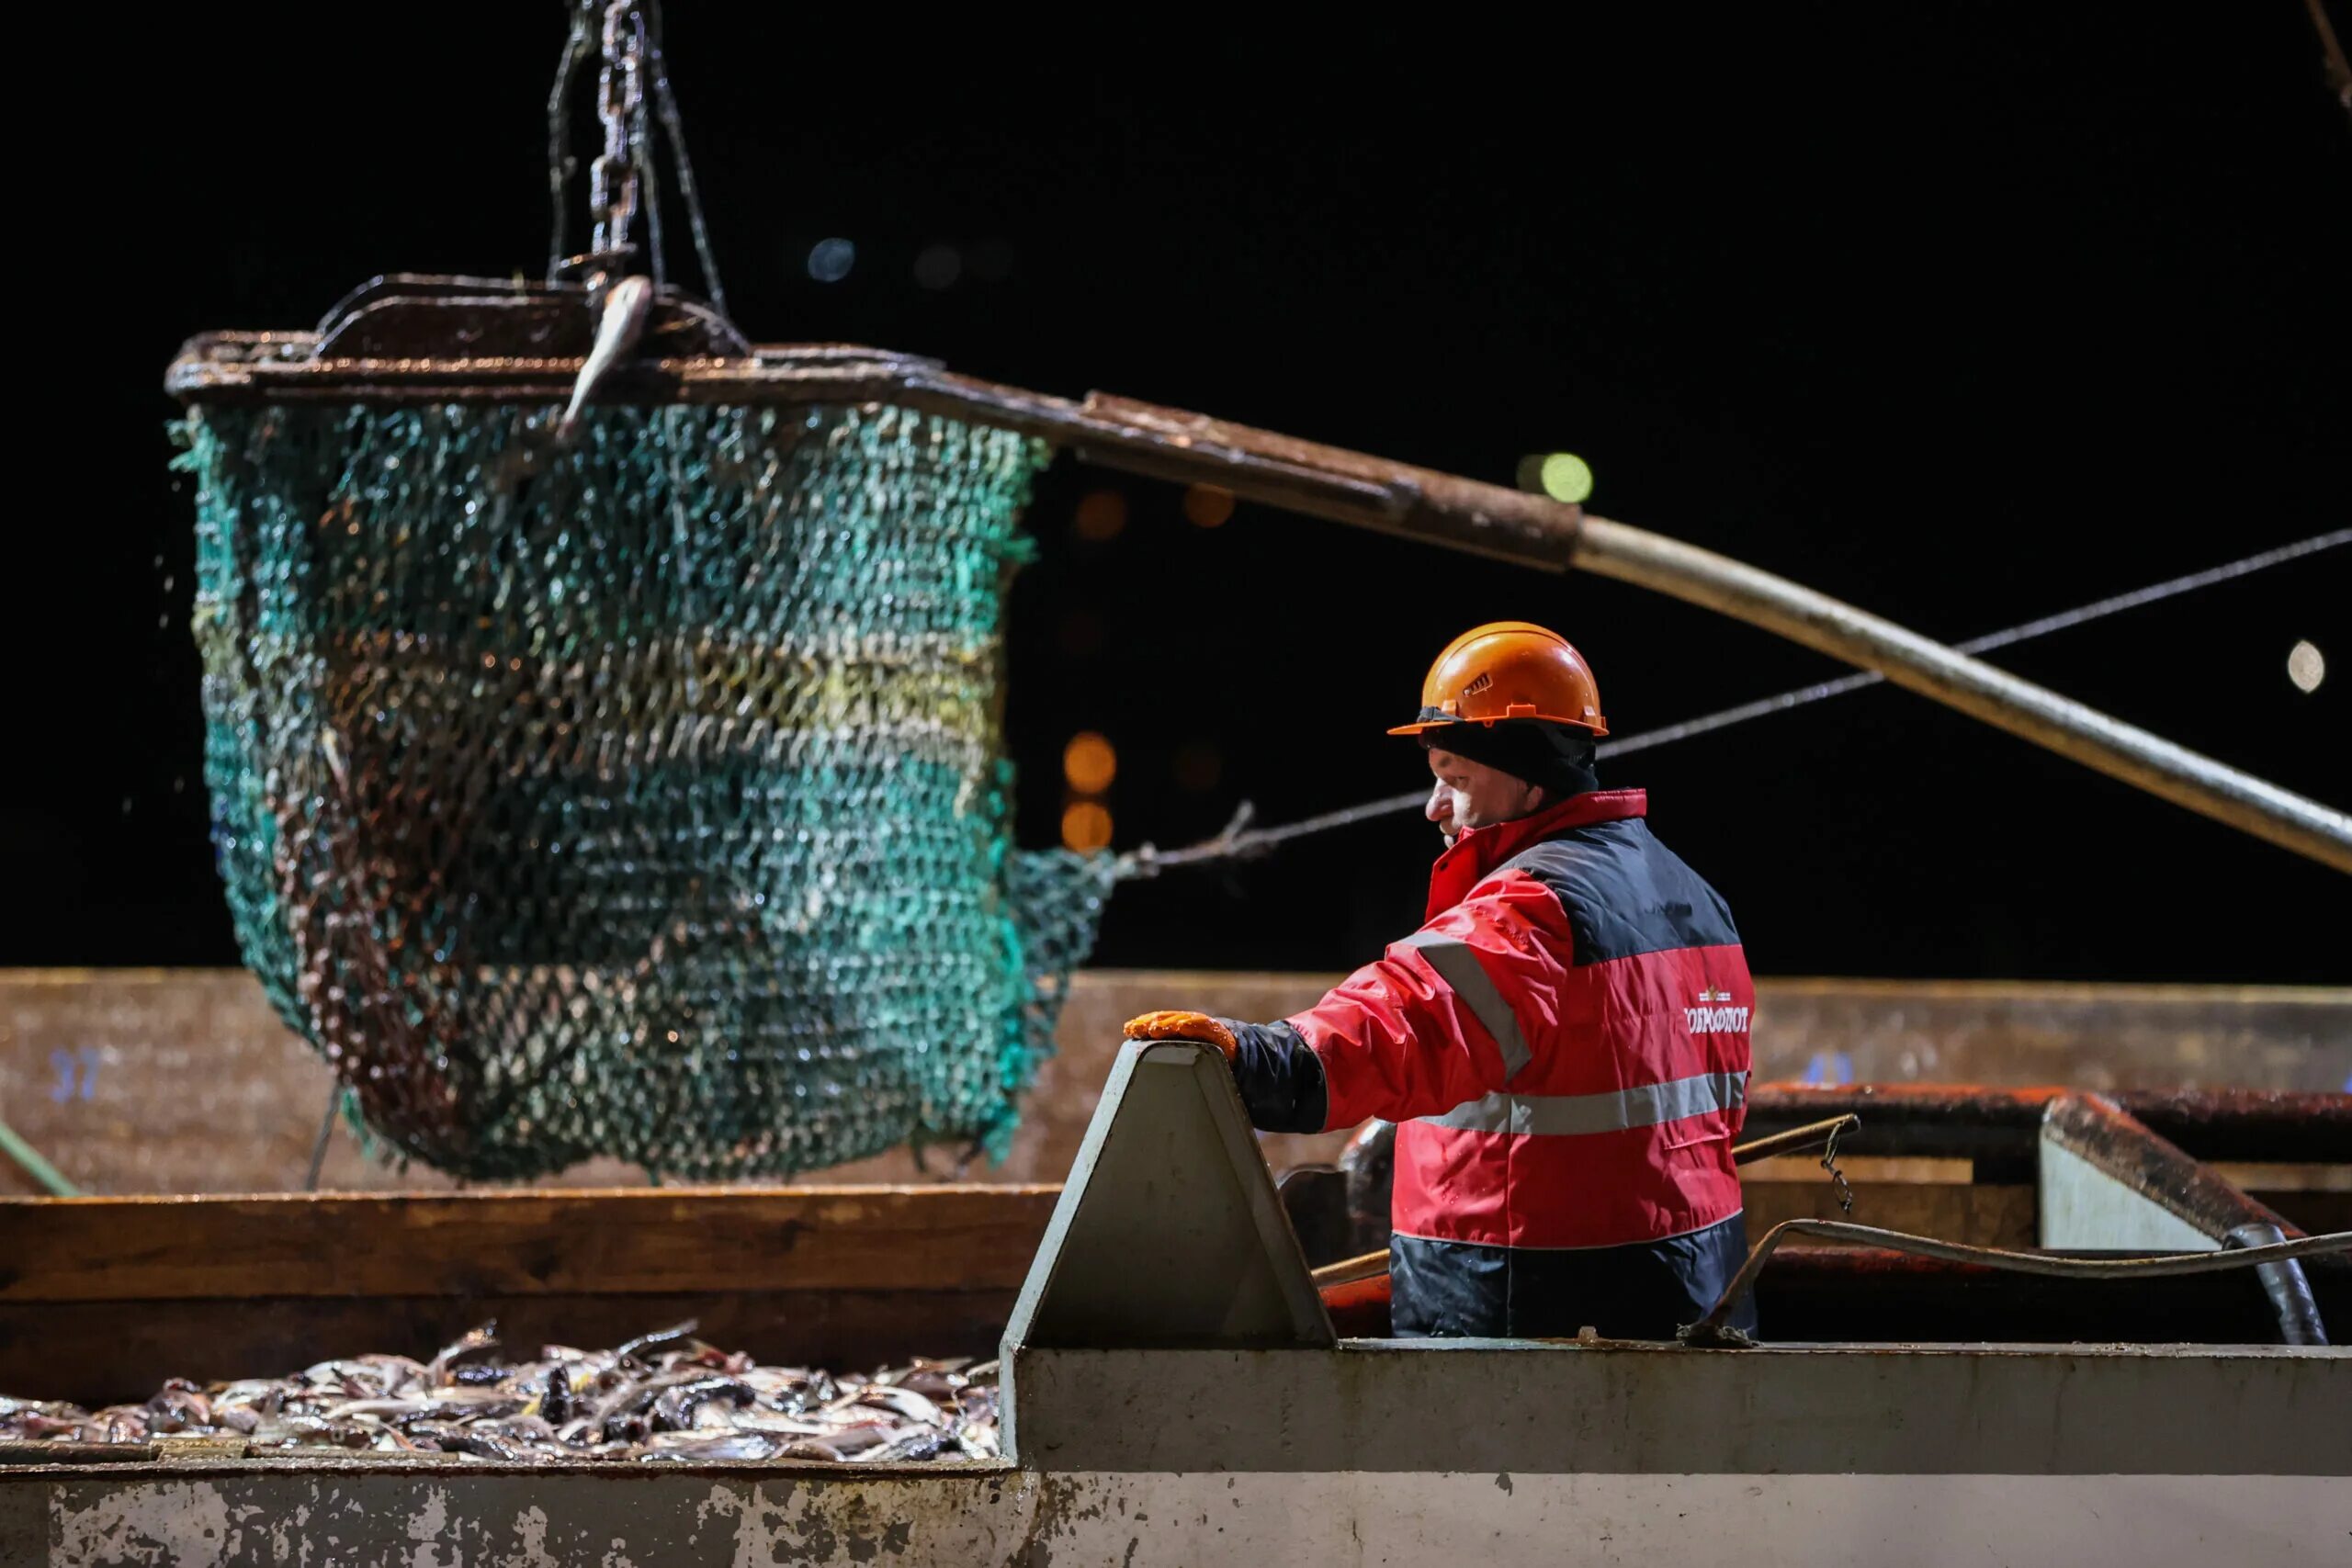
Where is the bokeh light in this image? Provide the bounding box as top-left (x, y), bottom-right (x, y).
top-left (1073, 490), bottom-right (1127, 541)
top-left (2287, 639), bottom-right (2325, 694)
top-left (806, 238), bottom-right (854, 282)
top-left (1183, 485), bottom-right (1236, 528)
top-left (1063, 732), bottom-right (1118, 794)
top-left (1061, 800), bottom-right (1114, 852)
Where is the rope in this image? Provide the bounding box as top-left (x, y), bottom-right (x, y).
top-left (0, 1111), bottom-right (80, 1197)
top-left (1117, 528), bottom-right (2350, 880)
top-left (303, 1086), bottom-right (341, 1192)
top-left (544, 5), bottom-right (596, 283)
top-left (1680, 1219), bottom-right (2352, 1346)
top-left (642, 0), bottom-right (729, 321)
top-left (634, 62), bottom-right (666, 292)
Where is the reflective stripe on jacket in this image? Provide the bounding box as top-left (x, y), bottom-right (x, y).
top-left (1227, 788), bottom-right (1754, 1336)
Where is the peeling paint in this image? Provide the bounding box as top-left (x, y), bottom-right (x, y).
top-left (498, 1505), bottom-right (561, 1568)
top-left (18, 1464), bottom-right (2349, 1565)
top-left (52, 1479), bottom-right (236, 1567)
top-left (403, 1484), bottom-right (450, 1568)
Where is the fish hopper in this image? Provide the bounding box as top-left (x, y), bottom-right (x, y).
top-left (5, 1042), bottom-right (2348, 1563)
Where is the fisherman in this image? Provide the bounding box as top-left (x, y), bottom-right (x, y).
top-left (1125, 622), bottom-right (1757, 1339)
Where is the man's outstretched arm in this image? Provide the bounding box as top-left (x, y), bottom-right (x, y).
top-left (1123, 875), bottom-right (1570, 1134)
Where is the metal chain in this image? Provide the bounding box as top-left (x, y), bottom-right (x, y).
top-left (589, 1), bottom-right (646, 268)
top-left (543, 1), bottom-right (730, 310)
top-left (1820, 1116), bottom-right (1856, 1216)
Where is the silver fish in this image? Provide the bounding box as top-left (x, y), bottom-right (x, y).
top-left (557, 276), bottom-right (655, 440)
top-left (6, 1324), bottom-right (998, 1465)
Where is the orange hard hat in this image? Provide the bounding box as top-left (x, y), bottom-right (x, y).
top-left (1387, 621), bottom-right (1608, 738)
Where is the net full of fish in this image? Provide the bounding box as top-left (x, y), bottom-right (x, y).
top-left (0, 1321), bottom-right (995, 1463)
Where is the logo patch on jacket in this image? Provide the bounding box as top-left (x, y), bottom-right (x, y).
top-left (1687, 987), bottom-right (1749, 1033)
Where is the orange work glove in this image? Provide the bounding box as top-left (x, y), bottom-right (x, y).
top-left (1122, 1010), bottom-right (1238, 1059)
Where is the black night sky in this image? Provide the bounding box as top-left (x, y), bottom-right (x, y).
top-left (8, 6), bottom-right (2348, 981)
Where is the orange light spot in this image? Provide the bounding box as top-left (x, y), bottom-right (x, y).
top-left (1061, 800), bottom-right (1114, 852)
top-left (1063, 732), bottom-right (1118, 794)
top-left (1073, 490), bottom-right (1127, 541)
top-left (1182, 484), bottom-right (1235, 528)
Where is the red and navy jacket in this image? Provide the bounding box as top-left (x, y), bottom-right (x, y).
top-left (1227, 788), bottom-right (1757, 1338)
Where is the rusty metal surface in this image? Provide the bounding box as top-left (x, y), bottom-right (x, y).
top-left (2039, 1092), bottom-right (2330, 1341)
top-left (1727, 1114), bottom-right (1863, 1167)
top-left (166, 302), bottom-right (1585, 573)
top-left (10, 1463), bottom-right (2347, 1567)
top-left (2041, 1093), bottom-right (2304, 1240)
top-left (2115, 1088), bottom-right (2352, 1161)
top-left (307, 273), bottom-right (752, 358)
top-left (1745, 1083), bottom-right (2352, 1166)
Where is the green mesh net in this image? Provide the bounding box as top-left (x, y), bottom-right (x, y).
top-left (176, 399), bottom-right (1114, 1181)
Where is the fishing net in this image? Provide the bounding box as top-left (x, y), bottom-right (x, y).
top-left (176, 398), bottom-right (1114, 1181)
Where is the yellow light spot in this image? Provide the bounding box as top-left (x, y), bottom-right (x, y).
top-left (1538, 452), bottom-right (1594, 504)
top-left (1183, 485), bottom-right (1235, 528)
top-left (2287, 639), bottom-right (2325, 694)
top-left (1061, 800), bottom-right (1114, 852)
top-left (1073, 490), bottom-right (1127, 541)
top-left (1063, 732), bottom-right (1117, 794)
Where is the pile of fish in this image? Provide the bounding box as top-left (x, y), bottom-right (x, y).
top-left (0, 1322), bottom-right (996, 1463)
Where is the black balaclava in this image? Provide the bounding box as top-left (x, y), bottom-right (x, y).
top-left (1421, 719), bottom-right (1600, 802)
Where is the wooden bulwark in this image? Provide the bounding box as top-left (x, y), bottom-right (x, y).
top-left (0, 1187), bottom-right (1058, 1405)
top-left (0, 1187), bottom-right (1057, 1303)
